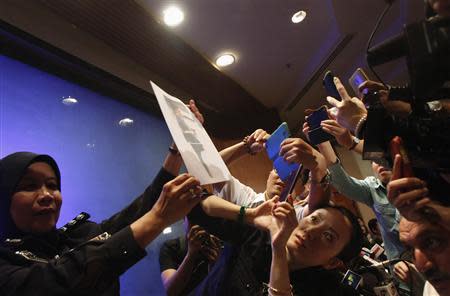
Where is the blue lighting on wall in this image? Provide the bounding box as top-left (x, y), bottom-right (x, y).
top-left (0, 54), bottom-right (185, 295)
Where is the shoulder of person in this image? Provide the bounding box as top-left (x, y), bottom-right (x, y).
top-left (364, 176), bottom-right (381, 187)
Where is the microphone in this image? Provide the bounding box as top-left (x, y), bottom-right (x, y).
top-left (357, 256), bottom-right (402, 272)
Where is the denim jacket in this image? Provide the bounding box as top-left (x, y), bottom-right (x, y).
top-left (329, 161), bottom-right (404, 260)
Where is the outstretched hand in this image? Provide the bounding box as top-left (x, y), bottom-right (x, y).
top-left (387, 155), bottom-right (432, 222)
top-left (326, 77), bottom-right (367, 134)
top-left (152, 173), bottom-right (203, 226)
top-left (279, 138), bottom-right (326, 172)
top-left (251, 196), bottom-right (297, 249)
top-left (270, 196), bottom-right (298, 250)
top-left (320, 119), bottom-right (353, 149)
top-left (245, 129), bottom-right (269, 154)
top-left (358, 81), bottom-right (411, 118)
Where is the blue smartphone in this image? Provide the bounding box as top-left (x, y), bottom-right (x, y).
top-left (323, 70), bottom-right (341, 100)
top-left (266, 122), bottom-right (290, 161)
top-left (265, 122), bottom-right (299, 184)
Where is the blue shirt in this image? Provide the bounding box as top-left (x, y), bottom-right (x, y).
top-left (329, 161), bottom-right (404, 260)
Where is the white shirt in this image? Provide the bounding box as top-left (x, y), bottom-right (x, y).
top-left (214, 175), bottom-right (265, 207)
top-left (423, 281), bottom-right (440, 296)
top-left (214, 175), bottom-right (306, 220)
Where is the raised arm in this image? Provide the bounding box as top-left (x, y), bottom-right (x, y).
top-left (160, 225), bottom-right (208, 296)
top-left (387, 154), bottom-right (450, 231)
top-left (300, 120), bottom-right (372, 205)
top-left (250, 199), bottom-right (297, 296)
top-left (219, 129), bottom-right (269, 165)
top-left (214, 129), bottom-right (269, 192)
top-left (279, 138), bottom-right (329, 215)
top-left (0, 174), bottom-right (203, 295)
top-left (200, 194), bottom-right (277, 224)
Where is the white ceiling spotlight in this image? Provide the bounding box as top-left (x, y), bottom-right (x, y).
top-left (216, 53), bottom-right (235, 67)
top-left (291, 10), bottom-right (307, 23)
top-left (119, 118), bottom-right (134, 127)
top-left (163, 6), bottom-right (184, 27)
top-left (62, 96), bottom-right (78, 106)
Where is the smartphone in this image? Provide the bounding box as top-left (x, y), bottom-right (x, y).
top-left (266, 122), bottom-right (290, 161)
top-left (349, 68), bottom-right (369, 97)
top-left (306, 106), bottom-right (334, 145)
top-left (342, 270), bottom-right (363, 290)
top-left (389, 136), bottom-right (414, 177)
top-left (278, 165), bottom-right (302, 202)
top-left (265, 122), bottom-right (299, 183)
top-left (323, 70), bottom-right (341, 100)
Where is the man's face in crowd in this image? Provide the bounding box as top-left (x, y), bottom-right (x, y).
top-left (286, 208), bottom-right (352, 269)
top-left (429, 0), bottom-right (450, 17)
top-left (266, 170), bottom-right (286, 199)
top-left (371, 162), bottom-right (392, 185)
top-left (400, 218), bottom-right (450, 295)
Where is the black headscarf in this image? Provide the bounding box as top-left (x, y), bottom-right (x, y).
top-left (0, 152), bottom-right (61, 242)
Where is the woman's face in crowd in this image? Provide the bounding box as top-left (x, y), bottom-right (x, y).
top-left (286, 208), bottom-right (352, 269)
top-left (10, 162), bottom-right (62, 234)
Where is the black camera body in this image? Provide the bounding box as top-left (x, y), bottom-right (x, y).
top-left (364, 15), bottom-right (450, 172)
top-left (367, 16), bottom-right (450, 103)
top-left (362, 102), bottom-right (450, 171)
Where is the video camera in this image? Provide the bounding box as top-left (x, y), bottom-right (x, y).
top-left (362, 15), bottom-right (450, 172)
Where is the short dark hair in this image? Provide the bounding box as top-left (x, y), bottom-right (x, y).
top-left (324, 205), bottom-right (364, 263)
top-left (367, 218), bottom-right (379, 233)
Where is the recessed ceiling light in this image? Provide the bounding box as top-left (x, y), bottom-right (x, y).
top-left (163, 227), bottom-right (172, 234)
top-left (163, 6), bottom-right (184, 27)
top-left (62, 96), bottom-right (78, 105)
top-left (291, 10), bottom-right (307, 23)
top-left (119, 118), bottom-right (134, 127)
top-left (216, 54), bottom-right (235, 67)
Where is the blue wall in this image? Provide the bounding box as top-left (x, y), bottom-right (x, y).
top-left (0, 54), bottom-right (185, 295)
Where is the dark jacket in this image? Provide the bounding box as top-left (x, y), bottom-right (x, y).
top-left (0, 151), bottom-right (174, 296)
top-left (188, 204), bottom-right (358, 296)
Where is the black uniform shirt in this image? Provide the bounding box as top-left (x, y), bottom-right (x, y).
top-left (0, 168), bottom-right (174, 296)
top-left (159, 237), bottom-right (209, 295)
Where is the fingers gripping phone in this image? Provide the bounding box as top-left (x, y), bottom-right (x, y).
top-left (323, 70), bottom-right (341, 100)
top-left (306, 106), bottom-right (334, 145)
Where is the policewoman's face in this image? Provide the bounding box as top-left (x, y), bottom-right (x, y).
top-left (10, 162), bottom-right (62, 234)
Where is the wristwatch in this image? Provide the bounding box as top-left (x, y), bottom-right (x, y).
top-left (349, 137), bottom-right (360, 151)
top-left (311, 170), bottom-right (331, 189)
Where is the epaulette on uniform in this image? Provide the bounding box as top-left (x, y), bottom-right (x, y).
top-left (59, 212), bottom-right (91, 233)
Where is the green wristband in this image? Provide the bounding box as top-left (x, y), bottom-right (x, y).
top-left (238, 206), bottom-right (247, 224)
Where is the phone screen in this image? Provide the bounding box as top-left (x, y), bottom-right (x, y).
top-left (349, 68), bottom-right (369, 96)
top-left (323, 70), bottom-right (341, 100)
top-left (342, 270), bottom-right (362, 290)
top-left (306, 106), bottom-right (329, 129)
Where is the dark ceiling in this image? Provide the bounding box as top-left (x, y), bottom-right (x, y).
top-left (3, 0), bottom-right (426, 138)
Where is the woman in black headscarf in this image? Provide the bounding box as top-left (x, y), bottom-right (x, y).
top-left (0, 151), bottom-right (203, 296)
